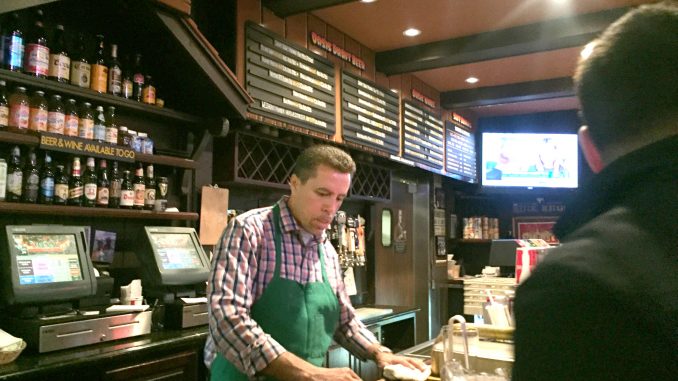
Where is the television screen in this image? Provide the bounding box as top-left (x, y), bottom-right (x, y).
top-left (481, 132), bottom-right (579, 189)
top-left (149, 233), bottom-right (203, 270)
top-left (12, 234), bottom-right (83, 285)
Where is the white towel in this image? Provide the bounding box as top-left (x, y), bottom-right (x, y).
top-left (383, 364), bottom-right (432, 381)
top-left (0, 329), bottom-right (21, 350)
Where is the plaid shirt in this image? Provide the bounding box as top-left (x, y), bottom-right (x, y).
top-left (204, 196), bottom-right (378, 378)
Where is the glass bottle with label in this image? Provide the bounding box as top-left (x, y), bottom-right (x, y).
top-left (118, 126), bottom-right (130, 147)
top-left (23, 9), bottom-right (49, 78)
top-left (0, 158), bottom-right (7, 201)
top-left (93, 105), bottom-right (106, 142)
top-left (96, 159), bottom-right (109, 207)
top-left (0, 80), bottom-right (8, 129)
top-left (8, 86), bottom-right (29, 132)
top-left (78, 102), bottom-right (94, 140)
top-left (3, 13), bottom-right (24, 72)
top-left (47, 94), bottom-right (65, 134)
top-left (127, 129), bottom-right (137, 148)
top-left (64, 98), bottom-right (79, 136)
top-left (48, 24), bottom-right (70, 83)
top-left (108, 160), bottom-right (121, 208)
top-left (83, 157), bottom-right (97, 207)
top-left (132, 53), bottom-right (144, 102)
top-left (107, 44), bottom-right (122, 96)
top-left (104, 106), bottom-right (118, 145)
top-left (90, 34), bottom-right (108, 93)
top-left (155, 176), bottom-right (168, 211)
top-left (22, 148), bottom-right (40, 203)
top-left (68, 156), bottom-right (83, 206)
top-left (121, 54), bottom-right (133, 99)
top-left (119, 169), bottom-right (134, 209)
top-left (6, 146), bottom-right (22, 202)
top-left (70, 33), bottom-right (90, 88)
top-left (28, 90), bottom-right (48, 133)
top-left (144, 164), bottom-right (155, 210)
top-left (53, 164), bottom-right (68, 205)
top-left (132, 162), bottom-right (145, 209)
top-left (141, 74), bottom-right (156, 105)
top-left (38, 150), bottom-right (54, 204)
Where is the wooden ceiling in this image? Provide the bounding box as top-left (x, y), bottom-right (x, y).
top-left (264, 0), bottom-right (656, 117)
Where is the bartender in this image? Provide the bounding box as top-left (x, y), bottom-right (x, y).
top-left (205, 145), bottom-right (424, 380)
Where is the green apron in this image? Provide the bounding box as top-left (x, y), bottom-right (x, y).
top-left (210, 204), bottom-right (341, 380)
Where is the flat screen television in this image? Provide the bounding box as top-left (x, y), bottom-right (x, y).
top-left (481, 132), bottom-right (579, 190)
top-left (0, 225), bottom-right (97, 306)
top-left (138, 227), bottom-right (210, 287)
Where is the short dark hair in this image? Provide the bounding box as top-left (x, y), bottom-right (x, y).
top-left (293, 145), bottom-right (356, 183)
top-left (574, 2), bottom-right (678, 149)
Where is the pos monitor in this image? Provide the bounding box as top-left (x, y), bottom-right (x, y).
top-left (0, 225), bottom-right (97, 306)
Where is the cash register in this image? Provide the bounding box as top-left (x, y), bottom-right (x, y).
top-left (0, 225), bottom-right (152, 353)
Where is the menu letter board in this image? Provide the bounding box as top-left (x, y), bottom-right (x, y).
top-left (245, 22), bottom-right (336, 136)
top-left (401, 101), bottom-right (444, 171)
top-left (444, 120), bottom-right (477, 183)
top-left (341, 71), bottom-right (400, 155)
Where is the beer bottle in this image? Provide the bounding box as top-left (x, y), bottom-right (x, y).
top-left (9, 86), bottom-right (29, 132)
top-left (141, 75), bottom-right (156, 105)
top-left (47, 94), bottom-right (65, 134)
top-left (23, 9), bottom-right (49, 78)
top-left (144, 164), bottom-right (155, 210)
top-left (120, 55), bottom-right (133, 99)
top-left (108, 160), bottom-right (121, 208)
top-left (53, 164), bottom-right (68, 205)
top-left (63, 98), bottom-right (79, 136)
top-left (119, 169), bottom-right (134, 209)
top-left (3, 12), bottom-right (24, 72)
top-left (132, 53), bottom-right (144, 102)
top-left (90, 34), bottom-right (107, 93)
top-left (48, 24), bottom-right (70, 83)
top-left (70, 33), bottom-right (90, 88)
top-left (6, 146), bottom-right (23, 202)
top-left (93, 105), bottom-right (106, 143)
top-left (96, 159), bottom-right (109, 207)
top-left (28, 90), bottom-right (48, 133)
top-left (107, 44), bottom-right (122, 96)
top-left (104, 106), bottom-right (118, 145)
top-left (132, 162), bottom-right (145, 209)
top-left (0, 158), bottom-right (6, 201)
top-left (0, 80), bottom-right (8, 129)
top-left (78, 102), bottom-right (94, 140)
top-left (68, 156), bottom-right (83, 206)
top-left (83, 157), bottom-right (97, 207)
top-left (22, 148), bottom-right (39, 203)
top-left (38, 150), bottom-right (54, 204)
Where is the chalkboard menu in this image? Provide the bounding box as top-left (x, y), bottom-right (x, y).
top-left (445, 120), bottom-right (477, 183)
top-left (245, 22), bottom-right (336, 136)
top-left (341, 71), bottom-right (400, 155)
top-left (401, 101), bottom-right (444, 171)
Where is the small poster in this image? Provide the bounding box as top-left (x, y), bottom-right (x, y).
top-left (394, 209), bottom-right (407, 253)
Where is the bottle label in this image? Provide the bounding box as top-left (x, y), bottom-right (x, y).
top-left (7, 36), bottom-right (24, 69)
top-left (142, 85), bottom-right (156, 104)
top-left (105, 127), bottom-right (118, 145)
top-left (109, 67), bottom-right (122, 94)
top-left (84, 183), bottom-right (97, 200)
top-left (93, 123), bottom-right (106, 141)
top-left (70, 61), bottom-right (91, 87)
top-left (49, 54), bottom-right (70, 80)
top-left (29, 108), bottom-right (48, 131)
top-left (144, 188), bottom-right (156, 206)
top-left (40, 177), bottom-right (55, 197)
top-left (0, 162), bottom-right (6, 200)
top-left (122, 79), bottom-right (133, 98)
top-left (0, 105), bottom-right (9, 126)
top-left (78, 118), bottom-right (94, 139)
top-left (25, 173), bottom-right (39, 197)
top-left (7, 172), bottom-right (22, 195)
top-left (25, 43), bottom-right (50, 76)
top-left (64, 115), bottom-right (79, 136)
top-left (133, 73), bottom-right (144, 85)
top-left (91, 64), bottom-right (108, 93)
top-left (133, 183), bottom-right (145, 206)
top-left (69, 185), bottom-right (83, 199)
top-left (120, 189), bottom-right (134, 206)
top-left (110, 179), bottom-right (122, 198)
top-left (55, 183), bottom-right (68, 201)
top-left (47, 111), bottom-right (66, 134)
top-left (9, 104), bottom-right (29, 129)
top-left (97, 187), bottom-right (109, 205)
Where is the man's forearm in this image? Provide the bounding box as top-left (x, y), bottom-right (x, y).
top-left (260, 352), bottom-right (314, 381)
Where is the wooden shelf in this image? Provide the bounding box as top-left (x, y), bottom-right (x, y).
top-left (0, 202), bottom-right (199, 221)
top-left (0, 130), bottom-right (39, 145)
top-left (457, 239), bottom-right (493, 243)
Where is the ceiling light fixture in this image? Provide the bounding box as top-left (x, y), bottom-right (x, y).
top-left (403, 28), bottom-right (421, 37)
top-left (465, 77), bottom-right (479, 84)
top-left (360, 0), bottom-right (378, 3)
top-left (580, 41), bottom-right (596, 59)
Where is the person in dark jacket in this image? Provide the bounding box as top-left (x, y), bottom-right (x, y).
top-left (512, 2), bottom-right (678, 380)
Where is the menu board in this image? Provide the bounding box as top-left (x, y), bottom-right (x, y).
top-left (341, 71), bottom-right (400, 155)
top-left (445, 120), bottom-right (477, 183)
top-left (245, 22), bottom-right (335, 136)
top-left (401, 100), bottom-right (444, 171)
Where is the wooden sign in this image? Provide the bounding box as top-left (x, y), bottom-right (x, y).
top-left (39, 133), bottom-right (135, 163)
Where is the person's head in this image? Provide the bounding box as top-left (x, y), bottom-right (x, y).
top-left (287, 145), bottom-right (356, 236)
top-left (574, 1), bottom-right (678, 172)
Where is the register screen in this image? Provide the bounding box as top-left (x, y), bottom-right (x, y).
top-left (150, 233), bottom-right (203, 270)
top-left (12, 234), bottom-right (83, 285)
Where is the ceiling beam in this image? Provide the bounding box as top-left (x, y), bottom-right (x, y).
top-left (262, 0), bottom-right (355, 18)
top-left (376, 7), bottom-right (629, 75)
top-left (441, 77), bottom-right (574, 110)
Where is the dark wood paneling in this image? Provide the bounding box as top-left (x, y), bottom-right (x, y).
top-left (326, 24), bottom-right (344, 67)
top-left (363, 46), bottom-right (376, 82)
top-left (262, 6), bottom-right (285, 36)
top-left (285, 13), bottom-right (308, 47)
top-left (237, 0), bottom-right (262, 83)
top-left (343, 35), bottom-right (361, 76)
top-left (307, 14), bottom-right (327, 58)
top-left (375, 72), bottom-right (389, 90)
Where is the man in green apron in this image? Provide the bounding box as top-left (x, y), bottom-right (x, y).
top-left (205, 145), bottom-right (424, 380)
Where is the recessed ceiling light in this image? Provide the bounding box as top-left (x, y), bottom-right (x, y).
top-left (360, 0), bottom-right (377, 3)
top-left (465, 77), bottom-right (479, 84)
top-left (403, 28), bottom-right (421, 37)
top-left (580, 41), bottom-right (596, 59)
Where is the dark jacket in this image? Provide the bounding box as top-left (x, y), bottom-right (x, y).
top-left (512, 136), bottom-right (678, 380)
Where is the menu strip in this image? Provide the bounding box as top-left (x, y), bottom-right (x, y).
top-left (445, 119), bottom-right (477, 183)
top-left (401, 100), bottom-right (444, 170)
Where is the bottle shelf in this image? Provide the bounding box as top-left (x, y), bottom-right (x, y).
top-left (0, 201), bottom-right (198, 221)
top-left (456, 239), bottom-right (493, 243)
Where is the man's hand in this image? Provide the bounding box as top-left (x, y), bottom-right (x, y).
top-left (261, 352), bottom-right (361, 381)
top-left (370, 344), bottom-right (427, 372)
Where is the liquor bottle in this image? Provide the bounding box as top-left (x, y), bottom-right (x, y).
top-left (6, 146), bottom-right (23, 202)
top-left (144, 164), bottom-right (155, 210)
top-left (141, 75), bottom-right (156, 105)
top-left (53, 164), bottom-right (68, 205)
top-left (132, 162), bottom-right (145, 209)
top-left (28, 90), bottom-right (48, 133)
top-left (48, 24), bottom-right (69, 83)
top-left (90, 34), bottom-right (107, 93)
top-left (132, 53), bottom-right (144, 102)
top-left (119, 170), bottom-right (134, 209)
top-left (120, 55), bottom-right (133, 99)
top-left (47, 94), bottom-right (65, 134)
top-left (83, 157), bottom-right (97, 207)
top-left (0, 80), bottom-right (8, 129)
top-left (22, 148), bottom-right (40, 203)
top-left (78, 102), bottom-right (93, 140)
top-left (38, 151), bottom-right (54, 204)
top-left (96, 159), bottom-right (109, 207)
top-left (104, 106), bottom-right (118, 145)
top-left (108, 161), bottom-right (121, 208)
top-left (107, 44), bottom-right (122, 96)
top-left (68, 156), bottom-right (83, 206)
top-left (70, 33), bottom-right (90, 88)
top-left (3, 13), bottom-right (24, 72)
top-left (23, 9), bottom-right (49, 78)
top-left (93, 105), bottom-right (106, 142)
top-left (64, 98), bottom-right (79, 136)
